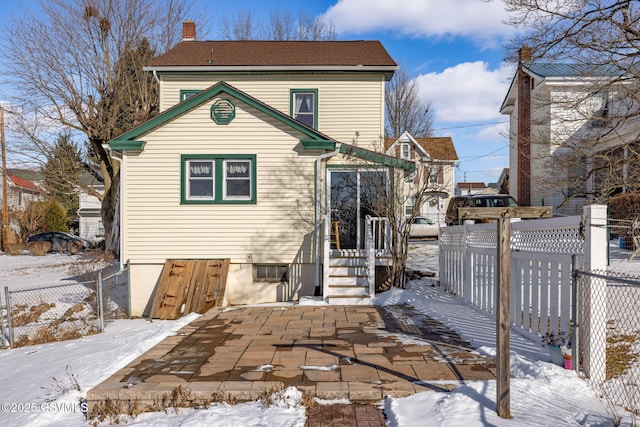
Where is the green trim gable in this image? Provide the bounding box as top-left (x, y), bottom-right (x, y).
top-left (108, 81), bottom-right (335, 153)
top-left (339, 144), bottom-right (415, 172)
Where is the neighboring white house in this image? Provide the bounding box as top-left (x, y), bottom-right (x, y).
top-left (108, 21), bottom-right (414, 315)
top-left (500, 47), bottom-right (637, 216)
top-left (455, 182), bottom-right (495, 196)
top-left (385, 132), bottom-right (458, 224)
top-left (77, 174), bottom-right (104, 243)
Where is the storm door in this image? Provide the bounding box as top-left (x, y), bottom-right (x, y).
top-left (329, 169), bottom-right (388, 250)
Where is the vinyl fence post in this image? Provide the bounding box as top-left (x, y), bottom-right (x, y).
top-left (463, 224), bottom-right (472, 304)
top-left (97, 271), bottom-right (104, 333)
top-left (582, 204), bottom-right (607, 384)
top-left (4, 286), bottom-right (14, 348)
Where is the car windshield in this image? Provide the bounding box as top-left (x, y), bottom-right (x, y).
top-left (474, 197), bottom-right (518, 207)
top-left (414, 218), bottom-right (433, 224)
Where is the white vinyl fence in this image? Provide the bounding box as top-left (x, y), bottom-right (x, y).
top-left (439, 205), bottom-right (608, 383)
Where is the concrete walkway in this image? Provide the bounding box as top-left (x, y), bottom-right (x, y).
top-left (87, 304), bottom-right (496, 422)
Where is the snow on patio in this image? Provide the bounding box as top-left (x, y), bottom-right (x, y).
top-left (0, 242), bottom-right (630, 426)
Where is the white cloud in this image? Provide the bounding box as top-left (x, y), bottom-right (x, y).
top-left (414, 61), bottom-right (514, 124)
top-left (322, 0), bottom-right (513, 47)
top-left (476, 121), bottom-right (509, 142)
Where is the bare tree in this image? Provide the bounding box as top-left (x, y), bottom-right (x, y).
top-left (385, 65), bottom-right (434, 138)
top-left (1, 0), bottom-right (203, 256)
top-left (342, 140), bottom-right (440, 289)
top-left (220, 9), bottom-right (260, 40)
top-left (502, 0), bottom-right (640, 206)
top-left (219, 8), bottom-right (336, 41)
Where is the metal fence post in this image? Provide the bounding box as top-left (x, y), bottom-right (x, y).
top-left (571, 255), bottom-right (580, 374)
top-left (4, 286), bottom-right (14, 348)
top-left (97, 272), bottom-right (104, 333)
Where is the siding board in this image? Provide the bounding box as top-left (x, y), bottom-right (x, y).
top-left (123, 96), bottom-right (318, 264)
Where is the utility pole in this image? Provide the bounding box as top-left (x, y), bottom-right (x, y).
top-left (1, 106), bottom-right (8, 251)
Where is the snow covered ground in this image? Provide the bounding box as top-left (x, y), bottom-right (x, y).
top-left (0, 243), bottom-right (633, 426)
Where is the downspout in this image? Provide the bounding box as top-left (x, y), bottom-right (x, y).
top-left (315, 144), bottom-right (341, 294)
top-left (152, 70), bottom-right (160, 84)
top-left (104, 144), bottom-right (125, 272)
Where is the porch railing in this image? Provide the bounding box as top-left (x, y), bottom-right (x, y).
top-left (367, 216), bottom-right (392, 253)
top-left (365, 216), bottom-right (392, 297)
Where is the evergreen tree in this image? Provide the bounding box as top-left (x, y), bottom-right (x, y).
top-left (41, 132), bottom-right (83, 228)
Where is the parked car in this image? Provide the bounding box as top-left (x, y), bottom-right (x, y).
top-left (445, 195), bottom-right (519, 226)
top-left (26, 232), bottom-right (93, 252)
top-left (406, 216), bottom-right (439, 238)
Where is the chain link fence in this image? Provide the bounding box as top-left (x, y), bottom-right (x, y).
top-left (576, 268), bottom-right (640, 423)
top-left (0, 267), bottom-right (129, 349)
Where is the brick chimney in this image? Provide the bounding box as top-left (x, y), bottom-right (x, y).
top-left (182, 20), bottom-right (196, 41)
top-left (517, 45), bottom-right (532, 206)
top-left (519, 45), bottom-right (532, 62)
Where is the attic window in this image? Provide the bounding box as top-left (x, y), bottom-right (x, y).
top-left (180, 90), bottom-right (200, 102)
top-left (291, 89), bottom-right (317, 129)
top-left (401, 143), bottom-right (410, 159)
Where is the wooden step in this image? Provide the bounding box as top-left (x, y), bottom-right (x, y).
top-left (328, 284), bottom-right (369, 296)
top-left (328, 275), bottom-right (368, 287)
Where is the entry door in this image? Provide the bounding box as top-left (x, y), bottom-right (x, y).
top-left (329, 169), bottom-right (388, 250)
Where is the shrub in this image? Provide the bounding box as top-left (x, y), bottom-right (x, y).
top-left (27, 241), bottom-right (51, 256)
top-left (5, 243), bottom-right (25, 256)
top-left (67, 241), bottom-right (82, 255)
top-left (608, 192), bottom-right (640, 222)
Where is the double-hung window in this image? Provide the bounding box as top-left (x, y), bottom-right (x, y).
top-left (291, 89), bottom-right (317, 129)
top-left (589, 92), bottom-right (609, 127)
top-left (182, 155), bottom-right (256, 204)
top-left (180, 90), bottom-right (201, 102)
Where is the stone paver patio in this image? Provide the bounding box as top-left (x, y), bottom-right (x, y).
top-left (87, 304), bottom-right (496, 416)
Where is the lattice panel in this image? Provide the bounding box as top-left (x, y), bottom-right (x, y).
top-left (467, 229), bottom-right (497, 249)
top-left (512, 226), bottom-right (583, 254)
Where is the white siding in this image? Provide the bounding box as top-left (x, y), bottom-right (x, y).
top-left (159, 73), bottom-right (386, 150)
top-left (123, 95), bottom-right (318, 265)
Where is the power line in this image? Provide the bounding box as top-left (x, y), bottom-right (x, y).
top-left (457, 144), bottom-right (509, 163)
top-left (432, 120), bottom-right (508, 131)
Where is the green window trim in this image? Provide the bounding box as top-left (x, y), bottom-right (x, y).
top-left (180, 90), bottom-right (201, 102)
top-left (181, 154), bottom-right (257, 204)
top-left (290, 88), bottom-right (318, 129)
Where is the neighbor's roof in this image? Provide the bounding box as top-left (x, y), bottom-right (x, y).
top-left (457, 182), bottom-right (486, 189)
top-left (500, 61), bottom-right (630, 113)
top-left (523, 62), bottom-right (628, 79)
top-left (146, 40), bottom-right (397, 76)
top-left (414, 137), bottom-right (458, 161)
top-left (8, 175), bottom-right (39, 191)
top-left (384, 136), bottom-right (459, 161)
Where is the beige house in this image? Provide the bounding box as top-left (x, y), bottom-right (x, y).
top-left (109, 22), bottom-right (414, 316)
top-left (385, 132), bottom-right (458, 224)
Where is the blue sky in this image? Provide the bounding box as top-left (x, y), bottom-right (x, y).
top-left (1, 0), bottom-right (517, 184)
